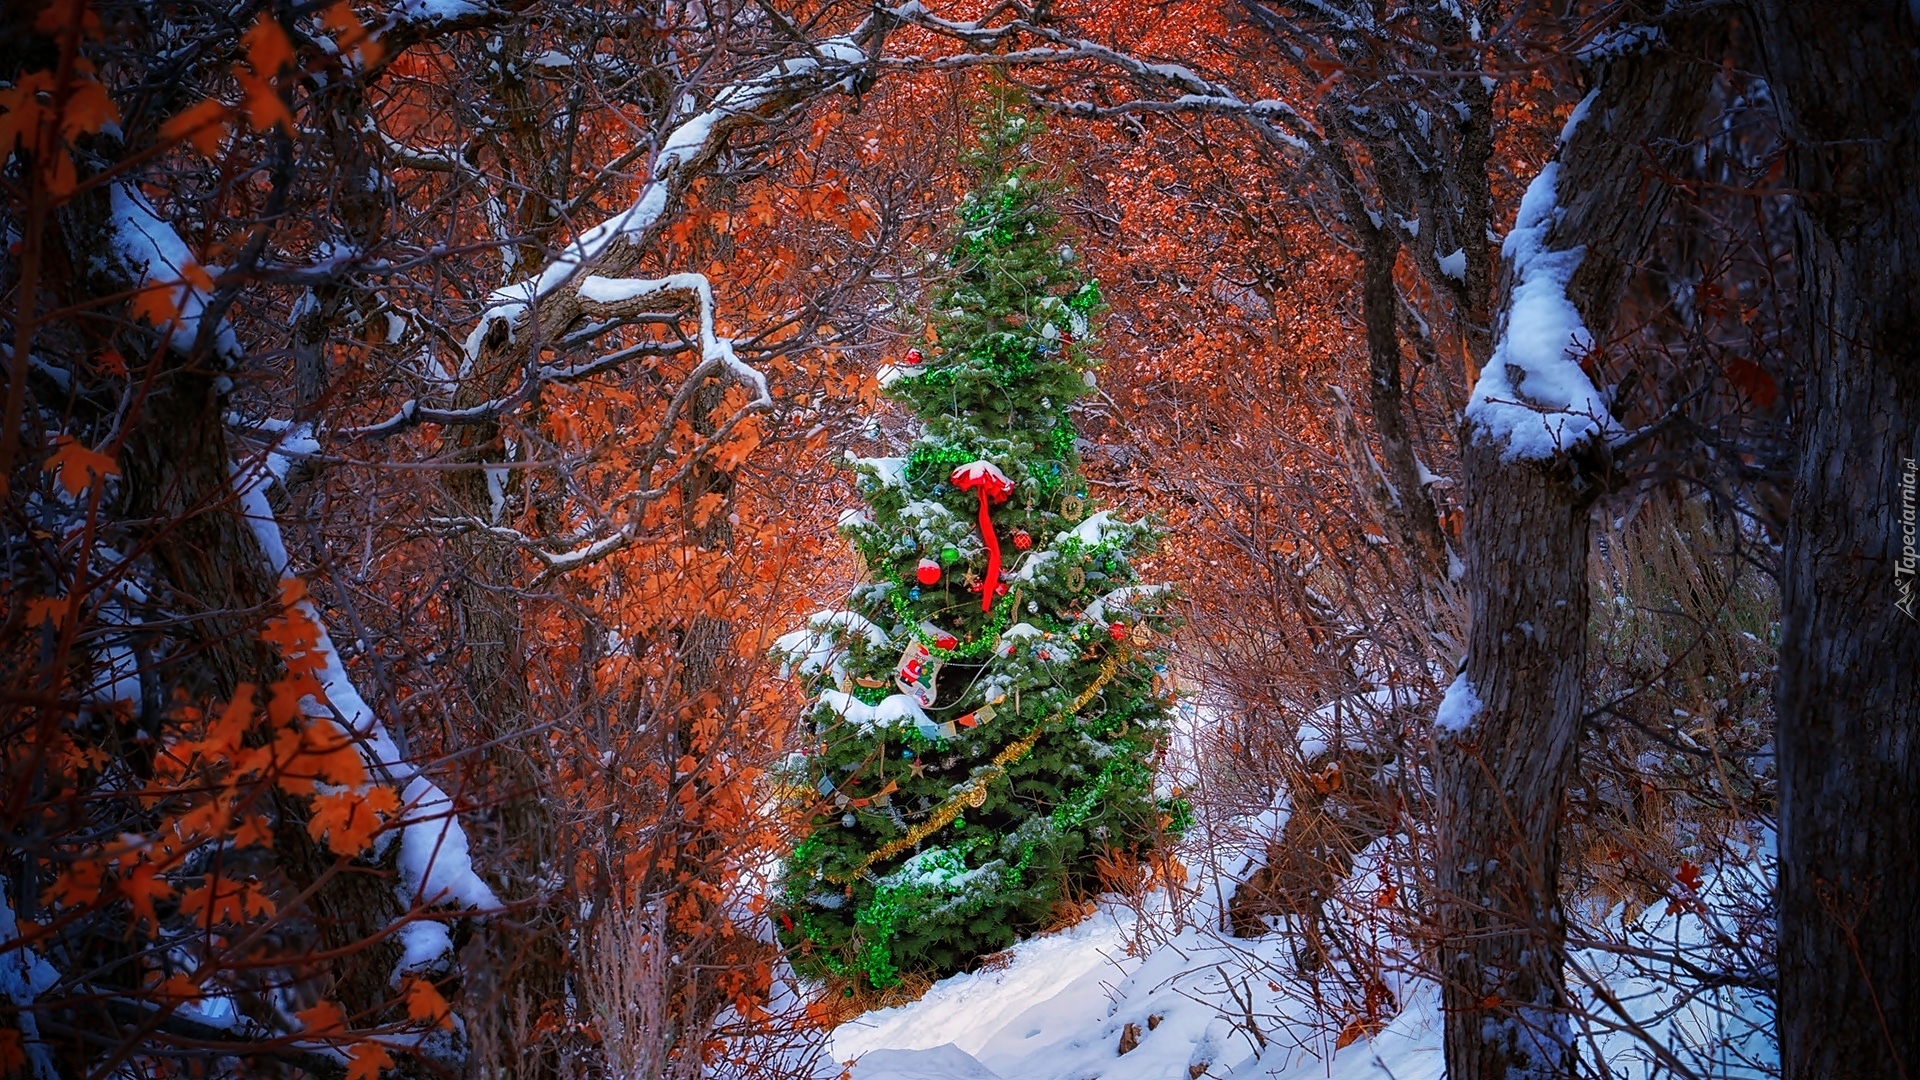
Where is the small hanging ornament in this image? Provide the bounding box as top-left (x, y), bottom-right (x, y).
top-left (1066, 565), bottom-right (1086, 591)
top-left (916, 558), bottom-right (942, 586)
top-left (1061, 493), bottom-right (1086, 522)
top-left (905, 347), bottom-right (923, 365)
top-left (908, 587), bottom-right (921, 601)
top-left (1013, 529), bottom-right (1032, 551)
top-left (1109, 621), bottom-right (1129, 642)
top-left (940, 543), bottom-right (960, 565)
top-left (1132, 623), bottom-right (1153, 647)
top-left (895, 640), bottom-right (940, 708)
top-left (842, 813), bottom-right (858, 828)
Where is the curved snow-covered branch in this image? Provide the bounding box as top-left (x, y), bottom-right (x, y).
top-left (879, 6), bottom-right (1315, 150)
top-left (458, 29), bottom-right (885, 368)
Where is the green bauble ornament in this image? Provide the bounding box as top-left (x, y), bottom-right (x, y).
top-left (940, 543), bottom-right (961, 565)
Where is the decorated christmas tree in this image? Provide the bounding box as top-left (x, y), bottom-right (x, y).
top-left (772, 101), bottom-right (1185, 992)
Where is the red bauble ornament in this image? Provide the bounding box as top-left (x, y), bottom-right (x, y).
top-left (905, 347), bottom-right (924, 365)
top-left (916, 558), bottom-right (942, 586)
top-left (1013, 529), bottom-right (1032, 551)
top-left (1108, 621), bottom-right (1128, 642)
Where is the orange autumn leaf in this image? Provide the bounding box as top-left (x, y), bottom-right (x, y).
top-left (308, 785), bottom-right (399, 855)
top-left (180, 261), bottom-right (214, 291)
top-left (234, 814), bottom-right (275, 849)
top-left (242, 14), bottom-right (295, 76)
top-left (400, 976), bottom-right (454, 1030)
top-left (59, 75), bottom-right (118, 140)
top-left (345, 1042), bottom-right (394, 1080)
top-left (24, 596), bottom-right (68, 629)
top-left (0, 73), bottom-right (54, 154)
top-left (43, 859), bottom-right (103, 909)
top-left (129, 283), bottom-right (178, 327)
top-left (161, 98), bottom-right (229, 156)
top-left (320, 3), bottom-right (383, 66)
top-left (43, 435), bottom-right (117, 497)
top-left (179, 875), bottom-right (275, 925)
top-left (298, 720), bottom-right (372, 789)
top-left (157, 972), bottom-right (201, 1002)
top-left (297, 999), bottom-right (347, 1036)
top-left (120, 861), bottom-right (175, 936)
top-left (234, 68), bottom-right (293, 132)
top-left (709, 423), bottom-right (763, 472)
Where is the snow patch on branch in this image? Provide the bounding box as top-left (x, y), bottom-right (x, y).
top-left (1463, 163), bottom-right (1619, 461)
top-left (1578, 24), bottom-right (1660, 64)
top-left (395, 0), bottom-right (486, 22)
top-left (1559, 87), bottom-right (1600, 145)
top-left (108, 184), bottom-right (239, 361)
top-left (1082, 584), bottom-right (1169, 629)
top-left (816, 690), bottom-right (933, 735)
top-left (774, 610), bottom-right (891, 680)
top-left (848, 454), bottom-right (909, 488)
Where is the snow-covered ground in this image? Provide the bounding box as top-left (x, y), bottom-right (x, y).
top-left (822, 844), bottom-right (1775, 1080)
top-left (828, 888), bottom-right (1439, 1080)
top-left (814, 697), bottom-right (1772, 1080)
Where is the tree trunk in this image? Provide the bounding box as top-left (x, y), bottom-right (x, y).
top-left (1360, 227), bottom-right (1453, 589)
top-left (1436, 13), bottom-right (1724, 1077)
top-left (118, 362), bottom-right (406, 1019)
top-left (1756, 6), bottom-right (1920, 1077)
top-left (439, 382), bottom-right (569, 1080)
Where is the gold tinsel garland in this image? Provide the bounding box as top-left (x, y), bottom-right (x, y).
top-left (824, 647), bottom-right (1128, 885)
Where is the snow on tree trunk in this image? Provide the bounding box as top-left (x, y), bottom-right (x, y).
top-left (1436, 14), bottom-right (1725, 1078)
top-left (1756, 5), bottom-right (1920, 1076)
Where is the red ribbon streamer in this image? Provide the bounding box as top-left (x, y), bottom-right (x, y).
top-left (973, 488), bottom-right (1001, 611)
top-left (951, 461), bottom-right (1014, 612)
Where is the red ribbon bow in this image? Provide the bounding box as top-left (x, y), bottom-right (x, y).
top-left (950, 460), bottom-right (1015, 612)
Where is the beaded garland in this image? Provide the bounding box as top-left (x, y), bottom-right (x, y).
top-left (824, 647), bottom-right (1127, 885)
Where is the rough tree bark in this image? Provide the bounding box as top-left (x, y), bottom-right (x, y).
top-left (1360, 224), bottom-right (1454, 588)
top-left (1755, 5), bottom-right (1920, 1077)
top-left (1435, 12), bottom-right (1724, 1078)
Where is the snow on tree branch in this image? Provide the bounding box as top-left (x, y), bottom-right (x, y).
top-left (108, 183), bottom-right (240, 362)
top-left (1464, 102), bottom-right (1620, 462)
